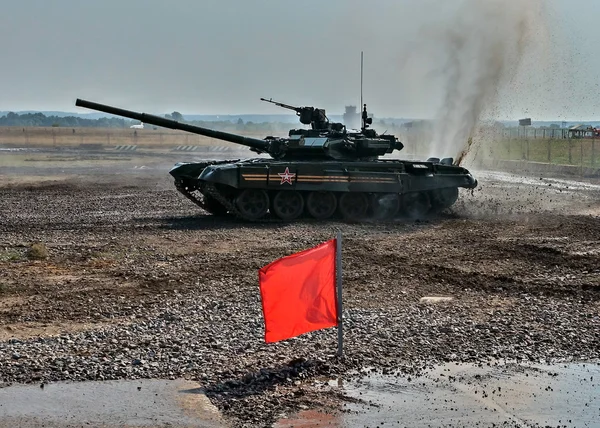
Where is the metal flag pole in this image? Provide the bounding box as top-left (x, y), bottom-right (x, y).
top-left (336, 231), bottom-right (343, 358)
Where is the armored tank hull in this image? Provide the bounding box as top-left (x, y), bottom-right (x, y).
top-left (170, 158), bottom-right (477, 221)
top-left (74, 98), bottom-right (478, 222)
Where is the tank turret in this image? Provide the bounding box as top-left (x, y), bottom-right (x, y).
top-left (75, 98), bottom-right (403, 161)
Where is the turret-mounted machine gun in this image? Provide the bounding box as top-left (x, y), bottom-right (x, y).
top-left (260, 97), bottom-right (344, 132)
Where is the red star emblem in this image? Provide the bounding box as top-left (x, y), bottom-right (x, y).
top-left (277, 167), bottom-right (296, 185)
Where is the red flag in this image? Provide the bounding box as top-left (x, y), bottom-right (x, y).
top-left (259, 239), bottom-right (338, 343)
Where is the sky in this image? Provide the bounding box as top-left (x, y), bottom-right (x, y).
top-left (1, 0), bottom-right (599, 120)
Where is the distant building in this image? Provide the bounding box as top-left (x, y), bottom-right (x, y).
top-left (342, 106), bottom-right (360, 130)
top-left (568, 124), bottom-right (598, 138)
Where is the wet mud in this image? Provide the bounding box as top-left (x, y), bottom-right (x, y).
top-left (0, 379), bottom-right (223, 428)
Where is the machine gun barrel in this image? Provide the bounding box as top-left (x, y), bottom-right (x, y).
top-left (75, 99), bottom-right (270, 152)
top-left (259, 97), bottom-right (301, 113)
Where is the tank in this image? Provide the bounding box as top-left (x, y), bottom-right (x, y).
top-left (75, 98), bottom-right (477, 222)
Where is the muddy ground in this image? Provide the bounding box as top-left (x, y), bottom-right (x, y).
top-left (0, 161), bottom-right (599, 427)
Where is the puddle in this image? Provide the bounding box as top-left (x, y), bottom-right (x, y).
top-left (0, 379), bottom-right (223, 427)
top-left (276, 362), bottom-right (600, 427)
top-left (0, 359), bottom-right (597, 427)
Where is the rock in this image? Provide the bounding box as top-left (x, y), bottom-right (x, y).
top-left (419, 296), bottom-right (454, 303)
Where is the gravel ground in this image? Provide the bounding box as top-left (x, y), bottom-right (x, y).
top-left (0, 169), bottom-right (599, 427)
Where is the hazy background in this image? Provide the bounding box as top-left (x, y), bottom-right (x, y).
top-left (1, 0), bottom-right (598, 121)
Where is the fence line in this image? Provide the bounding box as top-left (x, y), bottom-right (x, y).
top-left (480, 137), bottom-right (598, 171)
top-left (501, 128), bottom-right (570, 139)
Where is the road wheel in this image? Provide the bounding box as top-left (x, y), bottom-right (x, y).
top-left (402, 192), bottom-right (431, 219)
top-left (306, 191), bottom-right (337, 219)
top-left (430, 187), bottom-right (459, 212)
top-left (235, 189), bottom-right (269, 220)
top-left (338, 192), bottom-right (369, 221)
top-left (371, 193), bottom-right (400, 220)
top-left (271, 191), bottom-right (304, 221)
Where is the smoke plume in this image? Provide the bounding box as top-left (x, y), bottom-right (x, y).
top-left (408, 0), bottom-right (550, 165)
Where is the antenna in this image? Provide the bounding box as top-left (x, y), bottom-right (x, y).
top-left (360, 51), bottom-right (371, 130)
top-left (360, 51), bottom-right (373, 131)
top-left (360, 51), bottom-right (363, 112)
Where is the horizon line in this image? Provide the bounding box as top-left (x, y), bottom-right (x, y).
top-left (0, 109), bottom-right (599, 124)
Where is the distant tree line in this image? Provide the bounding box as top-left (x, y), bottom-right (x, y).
top-left (0, 111), bottom-right (406, 135)
top-left (0, 112), bottom-right (129, 128)
top-left (0, 111), bottom-right (296, 133)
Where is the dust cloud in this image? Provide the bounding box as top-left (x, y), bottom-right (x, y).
top-left (404, 0), bottom-right (552, 165)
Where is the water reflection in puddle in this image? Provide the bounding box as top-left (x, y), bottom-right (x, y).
top-left (0, 379), bottom-right (223, 427)
top-left (276, 362), bottom-right (599, 427)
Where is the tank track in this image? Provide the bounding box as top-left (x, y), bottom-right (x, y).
top-left (205, 183), bottom-right (285, 223)
top-left (175, 181), bottom-right (281, 223)
top-left (174, 181), bottom-right (210, 212)
top-left (176, 181), bottom-right (460, 223)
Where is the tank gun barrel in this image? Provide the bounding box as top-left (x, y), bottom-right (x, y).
top-left (75, 99), bottom-right (270, 152)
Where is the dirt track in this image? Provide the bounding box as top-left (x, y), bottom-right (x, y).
top-left (1, 166), bottom-right (599, 427)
